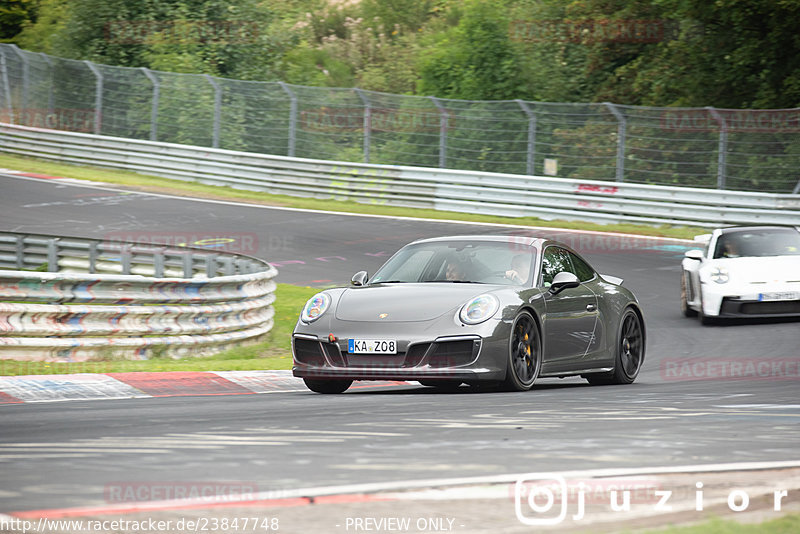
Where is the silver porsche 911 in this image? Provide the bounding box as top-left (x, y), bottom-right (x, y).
top-left (292, 235), bottom-right (645, 393)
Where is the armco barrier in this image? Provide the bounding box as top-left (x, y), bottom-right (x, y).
top-left (0, 231), bottom-right (277, 361)
top-left (1, 122), bottom-right (799, 226)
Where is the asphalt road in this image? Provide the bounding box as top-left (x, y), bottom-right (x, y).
top-left (1, 173), bottom-right (799, 515)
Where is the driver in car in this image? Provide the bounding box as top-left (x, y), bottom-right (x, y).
top-left (505, 254), bottom-right (531, 284)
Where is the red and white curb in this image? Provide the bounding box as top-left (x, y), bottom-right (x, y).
top-left (0, 370), bottom-right (407, 404)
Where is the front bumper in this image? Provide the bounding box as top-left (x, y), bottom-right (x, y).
top-left (702, 283), bottom-right (800, 318)
top-left (291, 332), bottom-right (507, 382)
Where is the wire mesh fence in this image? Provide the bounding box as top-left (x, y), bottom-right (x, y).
top-left (1, 44), bottom-right (799, 193)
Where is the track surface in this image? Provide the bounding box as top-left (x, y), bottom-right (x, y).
top-left (1, 173), bottom-right (799, 514)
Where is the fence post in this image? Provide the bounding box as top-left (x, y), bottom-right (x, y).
top-left (9, 45), bottom-right (28, 116)
top-left (707, 107), bottom-right (728, 190)
top-left (0, 48), bottom-right (12, 123)
top-left (204, 74), bottom-right (222, 149)
top-left (604, 102), bottom-right (626, 182)
top-left (39, 53), bottom-right (54, 114)
top-left (278, 82), bottom-right (297, 157)
top-left (140, 68), bottom-right (159, 141)
top-left (355, 88), bottom-right (371, 163)
top-left (84, 61), bottom-right (103, 135)
top-left (516, 99), bottom-right (537, 175)
top-left (430, 96), bottom-right (447, 168)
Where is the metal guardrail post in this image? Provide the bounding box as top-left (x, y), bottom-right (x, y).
top-left (84, 60), bottom-right (103, 135)
top-left (183, 253), bottom-right (193, 278)
top-left (140, 68), bottom-right (159, 142)
top-left (604, 102), bottom-right (626, 182)
top-left (516, 99), bottom-right (537, 175)
top-left (8, 45), bottom-right (28, 115)
top-left (47, 238), bottom-right (58, 272)
top-left (355, 88), bottom-right (371, 163)
top-left (15, 235), bottom-right (24, 270)
top-left (120, 245), bottom-right (132, 275)
top-left (88, 241), bottom-right (98, 274)
top-left (0, 48), bottom-right (12, 122)
top-left (279, 82), bottom-right (297, 157)
top-left (205, 74), bottom-right (222, 149)
top-left (430, 96), bottom-right (447, 168)
top-left (707, 107), bottom-right (728, 190)
top-left (206, 255), bottom-right (218, 278)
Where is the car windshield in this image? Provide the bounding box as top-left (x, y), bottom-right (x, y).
top-left (713, 228), bottom-right (800, 258)
top-left (370, 240), bottom-right (536, 286)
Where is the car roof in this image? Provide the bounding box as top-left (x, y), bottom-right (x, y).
top-left (718, 225), bottom-right (800, 235)
top-left (409, 235), bottom-right (545, 247)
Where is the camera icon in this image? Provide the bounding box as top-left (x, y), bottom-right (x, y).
top-left (514, 474), bottom-right (568, 525)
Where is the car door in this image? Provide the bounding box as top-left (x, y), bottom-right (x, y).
top-left (540, 246), bottom-right (599, 373)
top-left (566, 250), bottom-right (604, 364)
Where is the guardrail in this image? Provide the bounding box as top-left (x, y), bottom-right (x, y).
top-left (1, 122), bottom-right (799, 227)
top-left (0, 231), bottom-right (278, 361)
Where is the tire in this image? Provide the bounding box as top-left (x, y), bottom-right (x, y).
top-left (586, 308), bottom-right (644, 385)
top-left (419, 380), bottom-right (464, 391)
top-left (303, 378), bottom-right (353, 394)
top-left (681, 273), bottom-right (698, 317)
top-left (502, 311), bottom-right (541, 391)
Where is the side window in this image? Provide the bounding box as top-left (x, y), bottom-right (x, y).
top-left (567, 252), bottom-right (595, 282)
top-left (540, 247), bottom-right (571, 287)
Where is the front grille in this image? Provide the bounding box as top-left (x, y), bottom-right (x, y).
top-left (404, 344), bottom-right (431, 367)
top-left (721, 298), bottom-right (800, 316)
top-left (740, 300), bottom-right (800, 315)
top-left (293, 338), bottom-right (326, 366)
top-left (344, 354), bottom-right (407, 368)
top-left (427, 339), bottom-right (480, 368)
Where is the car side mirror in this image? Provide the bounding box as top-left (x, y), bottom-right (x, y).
top-left (549, 271), bottom-right (580, 294)
top-left (351, 271), bottom-right (369, 286)
top-left (684, 249), bottom-right (704, 261)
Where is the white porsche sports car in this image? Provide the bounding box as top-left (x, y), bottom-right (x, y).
top-left (681, 226), bottom-right (800, 324)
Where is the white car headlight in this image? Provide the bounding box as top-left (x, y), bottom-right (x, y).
top-left (459, 294), bottom-right (499, 325)
top-left (710, 267), bottom-right (730, 284)
top-left (301, 293), bottom-right (331, 323)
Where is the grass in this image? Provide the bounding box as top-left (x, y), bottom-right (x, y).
top-left (639, 514), bottom-right (800, 534)
top-left (0, 283), bottom-right (319, 376)
top-left (0, 153), bottom-right (705, 240)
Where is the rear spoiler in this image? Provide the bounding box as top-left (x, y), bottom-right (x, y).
top-left (600, 274), bottom-right (624, 285)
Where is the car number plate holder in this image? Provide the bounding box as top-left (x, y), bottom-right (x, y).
top-left (758, 291), bottom-right (800, 301)
top-left (348, 339), bottom-right (397, 354)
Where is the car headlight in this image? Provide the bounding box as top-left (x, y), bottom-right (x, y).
top-left (301, 293), bottom-right (331, 323)
top-left (710, 267), bottom-right (730, 284)
top-left (459, 294), bottom-right (499, 325)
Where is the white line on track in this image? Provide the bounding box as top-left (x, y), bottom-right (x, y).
top-left (0, 172), bottom-right (694, 243)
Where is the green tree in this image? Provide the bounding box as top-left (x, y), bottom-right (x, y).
top-left (417, 0), bottom-right (527, 100)
top-left (0, 0), bottom-right (35, 42)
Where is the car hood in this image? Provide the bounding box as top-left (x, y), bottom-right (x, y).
top-left (708, 255), bottom-right (800, 283)
top-left (334, 283), bottom-right (494, 322)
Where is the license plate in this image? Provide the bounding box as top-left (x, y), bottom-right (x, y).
top-left (758, 292), bottom-right (800, 301)
top-left (348, 339), bottom-right (397, 354)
